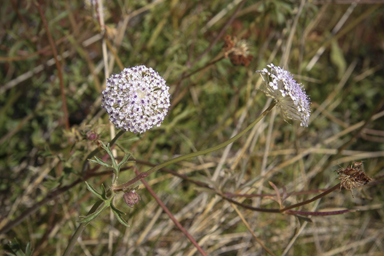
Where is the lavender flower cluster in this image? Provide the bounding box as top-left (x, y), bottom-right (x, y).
top-left (102, 65), bottom-right (171, 133)
top-left (257, 64), bottom-right (311, 127)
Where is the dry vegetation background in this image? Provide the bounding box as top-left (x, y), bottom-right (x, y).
top-left (1, 0), bottom-right (384, 255)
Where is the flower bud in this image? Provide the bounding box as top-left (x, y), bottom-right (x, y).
top-left (87, 132), bottom-right (97, 141)
top-left (123, 190), bottom-right (141, 208)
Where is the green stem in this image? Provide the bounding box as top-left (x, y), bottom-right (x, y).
top-left (112, 102), bottom-right (276, 191)
top-left (63, 200), bottom-right (103, 256)
top-left (82, 130), bottom-right (125, 173)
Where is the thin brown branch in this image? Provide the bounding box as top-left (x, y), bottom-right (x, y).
top-left (135, 169), bottom-right (208, 256)
top-left (280, 184), bottom-right (340, 212)
top-left (220, 194), bottom-right (280, 213)
top-left (225, 188), bottom-right (329, 198)
top-left (286, 209), bottom-right (356, 216)
top-left (36, 1), bottom-right (69, 130)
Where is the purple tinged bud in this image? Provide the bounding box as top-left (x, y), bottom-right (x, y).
top-left (87, 132), bottom-right (97, 141)
top-left (123, 190), bottom-right (141, 208)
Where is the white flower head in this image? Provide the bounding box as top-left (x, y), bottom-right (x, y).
top-left (102, 65), bottom-right (171, 134)
top-left (257, 64), bottom-right (310, 127)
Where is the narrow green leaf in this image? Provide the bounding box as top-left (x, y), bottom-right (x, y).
top-left (99, 141), bottom-right (107, 149)
top-left (110, 158), bottom-right (119, 172)
top-left (118, 152), bottom-right (131, 169)
top-left (89, 156), bottom-right (111, 168)
top-left (88, 159), bottom-right (100, 165)
top-left (78, 204), bottom-right (107, 224)
top-left (111, 203), bottom-right (129, 227)
top-left (101, 184), bottom-right (106, 199)
top-left (110, 202), bottom-right (125, 215)
top-left (102, 142), bottom-right (119, 171)
top-left (25, 243), bottom-right (32, 256)
top-left (103, 142), bottom-right (113, 157)
top-left (85, 182), bottom-right (105, 201)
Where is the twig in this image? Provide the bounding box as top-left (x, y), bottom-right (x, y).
top-left (135, 169), bottom-right (208, 256)
top-left (280, 184), bottom-right (340, 212)
top-left (36, 1), bottom-right (69, 130)
top-left (286, 209), bottom-right (356, 216)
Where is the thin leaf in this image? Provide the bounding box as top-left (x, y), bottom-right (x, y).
top-left (78, 204), bottom-right (107, 224)
top-left (99, 141), bottom-right (107, 149)
top-left (118, 152), bottom-right (131, 169)
top-left (111, 203), bottom-right (129, 227)
top-left (25, 243), bottom-right (32, 256)
top-left (89, 156), bottom-right (111, 168)
top-left (103, 142), bottom-right (119, 171)
top-left (101, 184), bottom-right (106, 199)
top-left (110, 202), bottom-right (125, 215)
top-left (85, 182), bottom-right (106, 201)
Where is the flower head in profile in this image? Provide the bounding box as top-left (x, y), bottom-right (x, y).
top-left (102, 65), bottom-right (171, 134)
top-left (256, 64), bottom-right (310, 127)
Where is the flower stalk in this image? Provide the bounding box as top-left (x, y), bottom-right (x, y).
top-left (112, 101), bottom-right (277, 191)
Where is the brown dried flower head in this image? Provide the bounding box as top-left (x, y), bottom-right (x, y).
top-left (336, 161), bottom-right (373, 197)
top-left (223, 35), bottom-right (253, 67)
